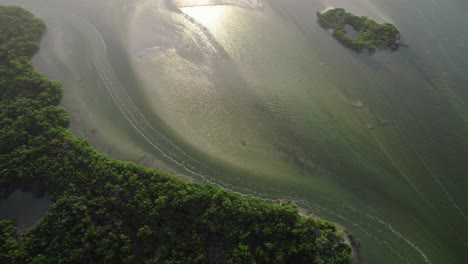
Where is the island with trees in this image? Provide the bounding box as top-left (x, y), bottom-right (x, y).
top-left (0, 6), bottom-right (352, 263)
top-left (317, 8), bottom-right (400, 53)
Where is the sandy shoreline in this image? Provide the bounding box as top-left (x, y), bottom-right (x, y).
top-left (133, 153), bottom-right (360, 263)
top-left (298, 208), bottom-right (361, 264)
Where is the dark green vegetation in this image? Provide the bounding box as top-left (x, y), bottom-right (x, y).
top-left (317, 8), bottom-right (400, 53)
top-left (0, 6), bottom-right (351, 264)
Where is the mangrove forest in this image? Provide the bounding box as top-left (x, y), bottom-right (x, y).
top-left (0, 5), bottom-right (352, 264)
top-left (317, 8), bottom-right (400, 53)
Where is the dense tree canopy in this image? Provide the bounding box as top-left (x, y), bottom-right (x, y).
top-left (0, 6), bottom-right (352, 264)
top-left (317, 8), bottom-right (400, 53)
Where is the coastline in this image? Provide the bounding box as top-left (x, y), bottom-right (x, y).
top-left (298, 208), bottom-right (361, 264)
top-left (130, 153), bottom-right (359, 263)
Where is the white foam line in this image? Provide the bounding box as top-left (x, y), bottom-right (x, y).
top-left (409, 141), bottom-right (468, 223)
top-left (351, 11), bottom-right (467, 223)
top-left (383, 240), bottom-right (411, 263)
top-left (136, 46), bottom-right (163, 57)
top-left (92, 56), bottom-right (280, 202)
top-left (53, 8), bottom-right (219, 184)
top-left (367, 215), bottom-right (432, 264)
top-left (109, 60), bottom-right (202, 166)
top-left (303, 200), bottom-right (420, 262)
top-left (390, 114), bottom-right (467, 223)
top-left (60, 8), bottom-right (289, 202)
top-left (51, 12), bottom-right (435, 264)
top-left (92, 56), bottom-right (205, 180)
top-left (56, 8), bottom-right (203, 167)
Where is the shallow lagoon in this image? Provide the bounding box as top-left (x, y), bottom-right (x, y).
top-left (0, 0), bottom-right (467, 263)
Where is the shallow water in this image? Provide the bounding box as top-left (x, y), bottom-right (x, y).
top-left (1, 0), bottom-right (467, 263)
top-left (0, 191), bottom-right (52, 230)
top-left (345, 24), bottom-right (358, 41)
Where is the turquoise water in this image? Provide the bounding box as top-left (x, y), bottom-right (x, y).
top-left (1, 0), bottom-right (467, 263)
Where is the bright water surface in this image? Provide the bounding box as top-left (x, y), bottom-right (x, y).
top-left (1, 0), bottom-right (467, 263)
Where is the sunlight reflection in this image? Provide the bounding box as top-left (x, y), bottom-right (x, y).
top-left (181, 5), bottom-right (228, 29)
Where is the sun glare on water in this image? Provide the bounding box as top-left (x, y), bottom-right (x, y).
top-left (181, 5), bottom-right (228, 29)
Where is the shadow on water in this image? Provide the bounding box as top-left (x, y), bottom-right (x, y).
top-left (0, 190), bottom-right (53, 230)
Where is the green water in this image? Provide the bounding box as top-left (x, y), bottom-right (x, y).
top-left (1, 0), bottom-right (467, 263)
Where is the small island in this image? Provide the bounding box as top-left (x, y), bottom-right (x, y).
top-left (317, 8), bottom-right (400, 53)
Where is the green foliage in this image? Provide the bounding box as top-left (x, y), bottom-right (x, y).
top-left (0, 5), bottom-right (352, 264)
top-left (0, 220), bottom-right (19, 263)
top-left (0, 6), bottom-right (45, 64)
top-left (317, 8), bottom-right (400, 53)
